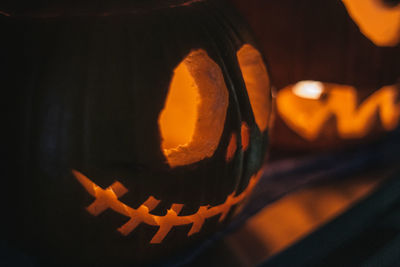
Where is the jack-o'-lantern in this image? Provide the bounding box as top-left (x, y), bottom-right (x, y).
top-left (2, 0), bottom-right (271, 265)
top-left (230, 0), bottom-right (400, 153)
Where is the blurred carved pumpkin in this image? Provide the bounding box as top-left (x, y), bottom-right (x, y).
top-left (2, 0), bottom-right (271, 265)
top-left (231, 0), bottom-right (400, 153)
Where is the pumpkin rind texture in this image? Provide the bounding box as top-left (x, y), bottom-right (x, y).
top-left (2, 0), bottom-right (271, 265)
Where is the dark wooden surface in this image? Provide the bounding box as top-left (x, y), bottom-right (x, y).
top-left (187, 165), bottom-right (400, 267)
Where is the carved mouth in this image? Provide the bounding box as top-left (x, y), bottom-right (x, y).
top-left (277, 82), bottom-right (400, 140)
top-left (72, 169), bottom-right (261, 243)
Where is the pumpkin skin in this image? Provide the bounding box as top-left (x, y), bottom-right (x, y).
top-left (230, 0), bottom-right (400, 153)
top-left (2, 0), bottom-right (271, 265)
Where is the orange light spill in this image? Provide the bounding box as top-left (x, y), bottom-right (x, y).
top-left (159, 49), bottom-right (229, 168)
top-left (228, 172), bottom-right (384, 263)
top-left (277, 82), bottom-right (400, 140)
top-left (237, 44), bottom-right (271, 132)
top-left (226, 133), bottom-right (237, 162)
top-left (342, 0), bottom-right (400, 46)
top-left (241, 122), bottom-right (250, 151)
top-left (73, 169), bottom-right (262, 244)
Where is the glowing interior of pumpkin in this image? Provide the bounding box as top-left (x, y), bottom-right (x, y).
top-left (241, 122), bottom-right (250, 151)
top-left (237, 44), bottom-right (271, 132)
top-left (225, 122), bottom-right (250, 162)
top-left (292, 80), bottom-right (324, 99)
top-left (159, 60), bottom-right (199, 151)
top-left (342, 0), bottom-right (400, 46)
top-left (226, 133), bottom-right (237, 162)
top-left (159, 49), bottom-right (229, 167)
top-left (277, 81), bottom-right (400, 140)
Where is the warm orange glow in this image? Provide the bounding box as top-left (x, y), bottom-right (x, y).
top-left (342, 0), bottom-right (400, 46)
top-left (73, 169), bottom-right (262, 244)
top-left (226, 133), bottom-right (237, 162)
top-left (277, 81), bottom-right (400, 140)
top-left (292, 80), bottom-right (324, 99)
top-left (228, 174), bottom-right (383, 262)
top-left (159, 49), bottom-right (229, 168)
top-left (159, 60), bottom-right (199, 151)
top-left (237, 44), bottom-right (271, 132)
top-left (72, 170), bottom-right (129, 216)
top-left (241, 122), bottom-right (250, 151)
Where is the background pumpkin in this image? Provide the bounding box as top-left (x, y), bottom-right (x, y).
top-left (2, 0), bottom-right (271, 265)
top-left (230, 0), bottom-right (400, 154)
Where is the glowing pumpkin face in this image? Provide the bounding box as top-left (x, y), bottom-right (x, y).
top-left (277, 81), bottom-right (400, 142)
top-left (3, 1), bottom-right (271, 265)
top-left (230, 0), bottom-right (400, 152)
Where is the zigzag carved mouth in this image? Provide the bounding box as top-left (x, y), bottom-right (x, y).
top-left (72, 169), bottom-right (261, 243)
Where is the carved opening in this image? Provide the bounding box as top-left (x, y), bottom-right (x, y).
top-left (241, 122), bottom-right (250, 151)
top-left (277, 81), bottom-right (400, 140)
top-left (73, 169), bottom-right (262, 244)
top-left (159, 50), bottom-right (229, 167)
top-left (226, 133), bottom-right (237, 162)
top-left (237, 44), bottom-right (271, 132)
top-left (342, 0), bottom-right (400, 46)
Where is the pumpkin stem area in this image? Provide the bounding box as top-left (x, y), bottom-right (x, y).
top-left (159, 49), bottom-right (228, 167)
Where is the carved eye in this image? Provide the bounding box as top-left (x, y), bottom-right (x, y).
top-left (342, 0), bottom-right (400, 46)
top-left (237, 44), bottom-right (271, 132)
top-left (158, 49), bottom-right (229, 168)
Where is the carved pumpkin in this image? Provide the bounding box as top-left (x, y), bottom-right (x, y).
top-left (231, 0), bottom-right (400, 152)
top-left (2, 0), bottom-right (271, 265)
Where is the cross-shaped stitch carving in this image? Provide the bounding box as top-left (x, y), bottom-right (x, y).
top-left (72, 169), bottom-right (261, 243)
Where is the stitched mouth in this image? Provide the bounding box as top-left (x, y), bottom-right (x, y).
top-left (72, 169), bottom-right (261, 243)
